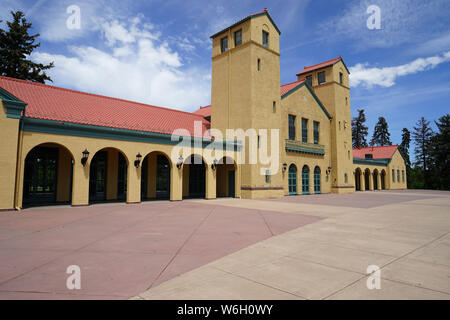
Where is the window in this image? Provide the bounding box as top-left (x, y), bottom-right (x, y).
top-left (392, 169), bottom-right (395, 182)
top-left (302, 118), bottom-right (308, 143)
top-left (402, 170), bottom-right (405, 182)
top-left (306, 75), bottom-right (312, 87)
top-left (234, 29), bottom-right (242, 46)
top-left (220, 37), bottom-right (228, 53)
top-left (365, 154), bottom-right (373, 159)
top-left (265, 170), bottom-right (271, 183)
top-left (339, 72), bottom-right (343, 84)
top-left (288, 115), bottom-right (296, 140)
top-left (257, 58), bottom-right (261, 71)
top-left (313, 121), bottom-right (319, 144)
top-left (318, 71), bottom-right (326, 84)
top-left (262, 31), bottom-right (269, 47)
top-left (397, 169), bottom-right (400, 182)
top-left (273, 101), bottom-right (276, 113)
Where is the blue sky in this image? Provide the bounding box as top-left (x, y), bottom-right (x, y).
top-left (1, 0), bottom-right (449, 147)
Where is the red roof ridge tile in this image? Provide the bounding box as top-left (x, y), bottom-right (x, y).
top-left (0, 75), bottom-right (205, 119)
top-left (280, 79), bottom-right (305, 87)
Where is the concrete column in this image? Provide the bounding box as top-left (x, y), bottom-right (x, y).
top-left (127, 161), bottom-right (140, 203)
top-left (170, 165), bottom-right (182, 201)
top-left (205, 164), bottom-right (216, 199)
top-left (71, 160), bottom-right (89, 206)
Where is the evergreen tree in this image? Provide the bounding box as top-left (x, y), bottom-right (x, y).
top-left (412, 117), bottom-right (433, 188)
top-left (398, 128), bottom-right (411, 167)
top-left (430, 114), bottom-right (450, 190)
top-left (0, 11), bottom-right (53, 83)
top-left (371, 116), bottom-right (392, 146)
top-left (351, 109), bottom-right (369, 148)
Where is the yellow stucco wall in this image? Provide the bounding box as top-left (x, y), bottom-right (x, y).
top-left (280, 85), bottom-right (332, 194)
top-left (6, 131), bottom-right (240, 209)
top-left (0, 101), bottom-right (20, 210)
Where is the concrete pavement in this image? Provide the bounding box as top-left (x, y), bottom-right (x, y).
top-left (136, 190), bottom-right (450, 300)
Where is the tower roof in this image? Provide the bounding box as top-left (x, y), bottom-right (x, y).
top-left (296, 56), bottom-right (350, 76)
top-left (210, 8), bottom-right (281, 39)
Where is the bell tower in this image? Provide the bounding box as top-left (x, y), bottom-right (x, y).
top-left (210, 9), bottom-right (284, 198)
top-left (296, 57), bottom-right (354, 193)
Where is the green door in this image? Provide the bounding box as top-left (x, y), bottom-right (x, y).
top-left (117, 152), bottom-right (127, 200)
top-left (302, 165), bottom-right (309, 195)
top-left (288, 165), bottom-right (297, 195)
top-left (189, 157), bottom-right (205, 198)
top-left (23, 147), bottom-right (58, 206)
top-left (228, 170), bottom-right (235, 197)
top-left (89, 151), bottom-right (107, 202)
top-left (314, 167), bottom-right (321, 194)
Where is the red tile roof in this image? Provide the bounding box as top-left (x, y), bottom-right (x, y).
top-left (296, 56), bottom-right (343, 76)
top-left (280, 79), bottom-right (305, 96)
top-left (0, 76), bottom-right (210, 138)
top-left (353, 145), bottom-right (399, 159)
top-left (192, 105), bottom-right (211, 117)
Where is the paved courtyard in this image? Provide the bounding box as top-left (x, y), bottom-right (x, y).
top-left (0, 190), bottom-right (449, 299)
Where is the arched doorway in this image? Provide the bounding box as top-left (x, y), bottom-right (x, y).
top-left (355, 168), bottom-right (362, 191)
top-left (364, 169), bottom-right (371, 191)
top-left (183, 155), bottom-right (206, 199)
top-left (314, 166), bottom-right (321, 194)
top-left (373, 169), bottom-right (379, 190)
top-left (216, 157), bottom-right (236, 198)
top-left (141, 152), bottom-right (171, 200)
top-left (302, 165), bottom-right (310, 195)
top-left (381, 170), bottom-right (386, 190)
top-left (22, 143), bottom-right (74, 207)
top-left (288, 164), bottom-right (297, 195)
top-left (89, 148), bottom-right (128, 203)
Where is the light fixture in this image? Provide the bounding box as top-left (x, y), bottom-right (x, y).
top-left (81, 149), bottom-right (89, 166)
top-left (134, 153), bottom-right (142, 168)
top-left (326, 166), bottom-right (332, 175)
top-left (176, 156), bottom-right (183, 169)
top-left (211, 159), bottom-right (218, 170)
top-left (282, 162), bottom-right (287, 172)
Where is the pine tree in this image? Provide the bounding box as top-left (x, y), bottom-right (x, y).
top-left (371, 116), bottom-right (392, 146)
top-left (412, 117), bottom-right (433, 188)
top-left (0, 11), bottom-right (53, 83)
top-left (351, 109), bottom-right (368, 148)
top-left (430, 114), bottom-right (450, 190)
top-left (398, 128), bottom-right (411, 167)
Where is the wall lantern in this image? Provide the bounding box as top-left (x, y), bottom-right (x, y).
top-left (211, 159), bottom-right (218, 171)
top-left (176, 156), bottom-right (183, 169)
top-left (282, 162), bottom-right (287, 172)
top-left (326, 166), bottom-right (332, 175)
top-left (81, 149), bottom-right (90, 166)
top-left (134, 153), bottom-right (142, 168)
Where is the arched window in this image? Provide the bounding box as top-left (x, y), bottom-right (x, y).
top-left (302, 165), bottom-right (310, 195)
top-left (288, 164), bottom-right (297, 195)
top-left (314, 167), bottom-right (321, 194)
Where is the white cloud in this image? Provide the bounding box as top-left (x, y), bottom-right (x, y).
top-left (349, 51), bottom-right (450, 88)
top-left (32, 17), bottom-right (210, 111)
